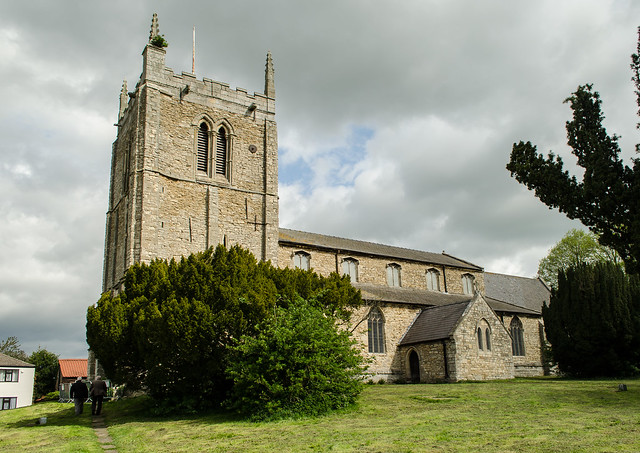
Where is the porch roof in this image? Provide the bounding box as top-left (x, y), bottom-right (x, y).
top-left (399, 300), bottom-right (471, 345)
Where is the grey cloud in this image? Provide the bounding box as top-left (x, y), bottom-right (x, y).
top-left (1, 0), bottom-right (639, 358)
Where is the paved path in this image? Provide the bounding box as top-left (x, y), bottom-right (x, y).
top-left (92, 415), bottom-right (118, 452)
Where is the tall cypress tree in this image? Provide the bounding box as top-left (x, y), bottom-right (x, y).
top-left (543, 262), bottom-right (639, 376)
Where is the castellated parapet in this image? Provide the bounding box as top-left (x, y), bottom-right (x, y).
top-left (103, 27), bottom-right (278, 292)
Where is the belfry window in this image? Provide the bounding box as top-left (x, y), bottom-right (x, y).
top-left (426, 268), bottom-right (440, 291)
top-left (197, 122), bottom-right (209, 173)
top-left (386, 263), bottom-right (401, 287)
top-left (293, 251), bottom-right (310, 271)
top-left (368, 307), bottom-right (385, 353)
top-left (342, 258), bottom-right (358, 282)
top-left (215, 127), bottom-right (228, 176)
top-left (511, 317), bottom-right (525, 356)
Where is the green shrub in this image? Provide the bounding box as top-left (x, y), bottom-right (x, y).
top-left (225, 297), bottom-right (366, 420)
top-left (151, 34), bottom-right (168, 48)
top-left (40, 391), bottom-right (59, 401)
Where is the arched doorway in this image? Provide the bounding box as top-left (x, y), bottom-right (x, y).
top-left (409, 350), bottom-right (420, 383)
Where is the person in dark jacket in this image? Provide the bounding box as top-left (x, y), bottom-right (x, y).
top-left (90, 376), bottom-right (108, 416)
top-left (69, 377), bottom-right (88, 415)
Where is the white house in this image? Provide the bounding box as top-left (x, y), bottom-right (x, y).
top-left (0, 352), bottom-right (35, 410)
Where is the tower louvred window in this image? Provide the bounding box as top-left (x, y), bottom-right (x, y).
top-left (197, 123), bottom-right (208, 172)
top-left (216, 127), bottom-right (227, 176)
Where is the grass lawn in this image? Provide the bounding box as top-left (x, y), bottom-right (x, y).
top-left (1, 377), bottom-right (639, 452)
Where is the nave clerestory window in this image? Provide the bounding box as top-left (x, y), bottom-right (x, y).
top-left (293, 251), bottom-right (310, 271)
top-left (342, 258), bottom-right (358, 282)
top-left (386, 263), bottom-right (401, 287)
top-left (426, 268), bottom-right (440, 291)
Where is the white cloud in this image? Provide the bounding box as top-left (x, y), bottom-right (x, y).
top-left (0, 0), bottom-right (638, 357)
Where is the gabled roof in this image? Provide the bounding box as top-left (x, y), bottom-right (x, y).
top-left (399, 300), bottom-right (472, 345)
top-left (0, 352), bottom-right (34, 368)
top-left (355, 283), bottom-right (473, 307)
top-left (485, 297), bottom-right (541, 316)
top-left (279, 228), bottom-right (483, 271)
top-left (484, 272), bottom-right (550, 314)
top-left (58, 359), bottom-right (88, 378)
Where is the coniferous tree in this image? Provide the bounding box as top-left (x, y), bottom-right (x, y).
top-left (543, 262), bottom-right (639, 376)
top-left (507, 30), bottom-right (640, 274)
top-left (86, 244), bottom-right (362, 411)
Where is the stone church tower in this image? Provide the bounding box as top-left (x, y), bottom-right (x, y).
top-left (102, 14), bottom-right (279, 292)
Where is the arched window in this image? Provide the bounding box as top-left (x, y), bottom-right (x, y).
top-left (215, 127), bottom-right (228, 176)
top-left (426, 268), bottom-right (440, 291)
top-left (462, 273), bottom-right (475, 295)
top-left (386, 263), bottom-right (401, 287)
top-left (510, 317), bottom-right (525, 356)
top-left (478, 319), bottom-right (491, 353)
top-left (485, 328), bottom-right (491, 351)
top-left (342, 258), bottom-right (358, 282)
top-left (368, 307), bottom-right (385, 353)
top-left (197, 122), bottom-right (209, 173)
top-left (293, 251), bottom-right (310, 271)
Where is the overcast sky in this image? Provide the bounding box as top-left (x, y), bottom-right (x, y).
top-left (1, 1), bottom-right (638, 358)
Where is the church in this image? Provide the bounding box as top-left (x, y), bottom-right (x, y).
top-left (98, 15), bottom-right (550, 383)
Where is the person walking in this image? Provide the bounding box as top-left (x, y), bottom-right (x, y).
top-left (90, 376), bottom-right (108, 416)
top-left (69, 377), bottom-right (88, 415)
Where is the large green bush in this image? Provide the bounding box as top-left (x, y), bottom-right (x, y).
top-left (543, 262), bottom-right (640, 376)
top-left (86, 245), bottom-right (362, 411)
top-left (28, 347), bottom-right (59, 398)
top-left (226, 297), bottom-right (366, 420)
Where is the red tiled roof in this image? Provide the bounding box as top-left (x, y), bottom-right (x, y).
top-left (58, 359), bottom-right (88, 378)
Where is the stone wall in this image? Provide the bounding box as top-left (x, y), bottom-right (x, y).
top-left (450, 296), bottom-right (514, 381)
top-left (399, 342), bottom-right (451, 382)
top-left (348, 303), bottom-right (422, 380)
top-left (103, 44), bottom-right (278, 291)
top-left (501, 314), bottom-right (545, 377)
top-left (278, 244), bottom-right (484, 296)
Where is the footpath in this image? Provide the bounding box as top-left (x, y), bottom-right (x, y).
top-left (91, 415), bottom-right (117, 452)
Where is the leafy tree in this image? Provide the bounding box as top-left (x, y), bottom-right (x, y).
top-left (542, 262), bottom-right (640, 376)
top-left (0, 336), bottom-right (28, 361)
top-left (86, 245), bottom-right (361, 411)
top-left (226, 297), bottom-right (366, 420)
top-left (507, 30), bottom-right (640, 274)
top-left (538, 228), bottom-right (621, 288)
top-left (28, 348), bottom-right (59, 398)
